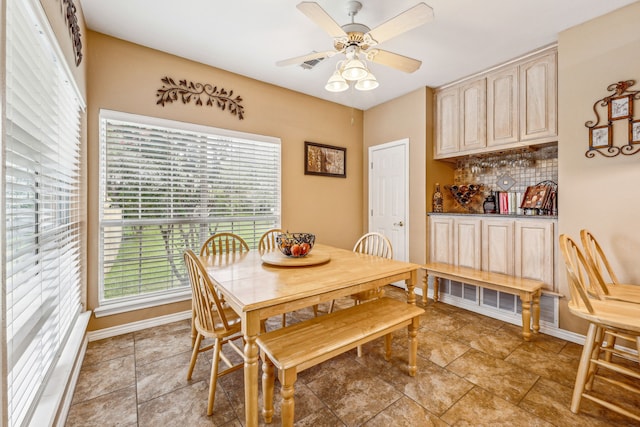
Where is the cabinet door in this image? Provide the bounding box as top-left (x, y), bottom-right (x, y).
top-left (453, 218), bottom-right (481, 269)
top-left (435, 87), bottom-right (460, 157)
top-left (429, 216), bottom-right (454, 264)
top-left (459, 78), bottom-right (487, 152)
top-left (519, 52), bottom-right (557, 141)
top-left (487, 66), bottom-right (519, 146)
top-left (514, 220), bottom-right (555, 290)
top-left (481, 219), bottom-right (514, 275)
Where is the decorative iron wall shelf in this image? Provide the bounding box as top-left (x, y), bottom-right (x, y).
top-left (585, 80), bottom-right (640, 158)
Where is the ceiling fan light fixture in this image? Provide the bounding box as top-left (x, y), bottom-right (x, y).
top-left (341, 58), bottom-right (368, 81)
top-left (355, 71), bottom-right (379, 91)
top-left (325, 70), bottom-right (349, 92)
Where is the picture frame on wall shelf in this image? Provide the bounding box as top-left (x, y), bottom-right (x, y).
top-left (304, 141), bottom-right (346, 178)
top-left (608, 95), bottom-right (633, 121)
top-left (589, 125), bottom-right (612, 149)
top-left (630, 120), bottom-right (640, 144)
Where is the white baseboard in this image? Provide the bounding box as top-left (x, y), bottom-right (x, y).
top-left (87, 310), bottom-right (192, 342)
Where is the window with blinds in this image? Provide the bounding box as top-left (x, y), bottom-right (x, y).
top-left (4, 0), bottom-right (84, 425)
top-left (99, 110), bottom-right (281, 309)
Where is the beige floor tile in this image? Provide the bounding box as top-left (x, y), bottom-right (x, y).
top-left (66, 385), bottom-right (137, 426)
top-left (82, 333), bottom-right (134, 366)
top-left (415, 329), bottom-right (470, 367)
top-left (441, 386), bottom-right (553, 426)
top-left (134, 324), bottom-right (194, 367)
top-left (447, 349), bottom-right (539, 403)
top-left (136, 349), bottom-right (211, 403)
top-left (71, 354), bottom-right (135, 404)
top-left (519, 377), bottom-right (636, 427)
top-left (66, 298), bottom-right (640, 426)
top-left (306, 360), bottom-right (403, 426)
top-left (138, 380), bottom-right (236, 426)
top-left (505, 342), bottom-right (579, 388)
top-left (362, 396), bottom-right (446, 427)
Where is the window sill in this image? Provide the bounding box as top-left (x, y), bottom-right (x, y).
top-left (94, 290), bottom-right (192, 318)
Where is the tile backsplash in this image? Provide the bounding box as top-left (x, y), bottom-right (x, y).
top-left (453, 145), bottom-right (558, 195)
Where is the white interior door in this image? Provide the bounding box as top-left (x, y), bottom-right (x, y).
top-left (369, 139), bottom-right (409, 262)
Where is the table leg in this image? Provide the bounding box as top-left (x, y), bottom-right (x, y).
top-left (406, 269), bottom-right (417, 306)
top-left (519, 292), bottom-right (532, 341)
top-left (243, 312), bottom-right (261, 427)
top-left (532, 290), bottom-right (541, 334)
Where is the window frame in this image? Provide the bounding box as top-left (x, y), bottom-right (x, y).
top-left (96, 110), bottom-right (281, 316)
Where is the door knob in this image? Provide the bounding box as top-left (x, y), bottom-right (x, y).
top-left (394, 221), bottom-right (404, 227)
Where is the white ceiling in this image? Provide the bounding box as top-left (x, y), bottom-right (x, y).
top-left (78, 0), bottom-right (637, 110)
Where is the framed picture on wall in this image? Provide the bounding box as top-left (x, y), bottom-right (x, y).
top-left (630, 120), bottom-right (640, 144)
top-left (304, 141), bottom-right (346, 178)
top-left (608, 95), bottom-right (633, 121)
top-left (589, 125), bottom-right (612, 149)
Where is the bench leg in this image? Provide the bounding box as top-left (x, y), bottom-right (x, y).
top-left (408, 316), bottom-right (419, 377)
top-left (260, 353), bottom-right (275, 424)
top-left (384, 334), bottom-right (392, 361)
top-left (519, 292), bottom-right (532, 341)
top-left (422, 272), bottom-right (428, 305)
top-left (278, 368), bottom-right (297, 427)
top-left (432, 276), bottom-right (440, 303)
top-left (532, 290), bottom-right (541, 334)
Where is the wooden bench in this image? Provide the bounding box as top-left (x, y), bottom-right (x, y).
top-left (256, 297), bottom-right (424, 426)
top-left (421, 262), bottom-right (544, 341)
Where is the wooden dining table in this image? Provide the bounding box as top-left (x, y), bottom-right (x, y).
top-left (200, 243), bottom-right (421, 427)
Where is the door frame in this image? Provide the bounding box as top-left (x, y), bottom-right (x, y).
top-left (368, 138), bottom-right (410, 261)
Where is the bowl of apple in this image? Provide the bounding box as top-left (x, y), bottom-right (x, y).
top-left (275, 232), bottom-right (315, 258)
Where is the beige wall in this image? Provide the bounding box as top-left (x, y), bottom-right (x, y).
top-left (558, 1), bottom-right (640, 334)
top-left (363, 88), bottom-right (454, 268)
top-left (86, 32), bottom-right (364, 330)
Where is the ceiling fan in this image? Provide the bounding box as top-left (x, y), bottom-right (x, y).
top-left (277, 1), bottom-right (434, 92)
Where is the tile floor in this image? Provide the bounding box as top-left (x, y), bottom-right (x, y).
top-left (65, 287), bottom-right (640, 426)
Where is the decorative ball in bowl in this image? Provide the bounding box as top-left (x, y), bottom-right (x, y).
top-left (275, 233), bottom-right (315, 258)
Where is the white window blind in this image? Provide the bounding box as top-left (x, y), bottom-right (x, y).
top-left (99, 111), bottom-right (281, 308)
top-left (4, 0), bottom-right (84, 425)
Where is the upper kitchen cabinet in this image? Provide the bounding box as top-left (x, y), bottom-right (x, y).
top-left (518, 51), bottom-right (557, 142)
top-left (435, 77), bottom-right (486, 157)
top-left (435, 46), bottom-right (557, 159)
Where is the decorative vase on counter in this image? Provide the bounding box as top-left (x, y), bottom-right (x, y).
top-left (483, 191), bottom-right (497, 214)
top-left (433, 183), bottom-right (443, 213)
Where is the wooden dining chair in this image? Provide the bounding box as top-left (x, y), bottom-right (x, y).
top-left (184, 249), bottom-right (245, 416)
top-left (200, 232), bottom-right (250, 256)
top-left (580, 229), bottom-right (640, 303)
top-left (190, 232), bottom-right (250, 347)
top-left (330, 232), bottom-right (394, 312)
top-left (258, 228), bottom-right (283, 253)
top-left (258, 228), bottom-right (318, 327)
top-left (329, 232), bottom-right (393, 355)
top-left (559, 234), bottom-right (640, 422)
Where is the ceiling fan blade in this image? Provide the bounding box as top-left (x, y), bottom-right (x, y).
top-left (276, 50), bottom-right (336, 67)
top-left (367, 49), bottom-right (422, 73)
top-left (366, 3), bottom-right (434, 45)
top-left (297, 2), bottom-right (347, 39)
